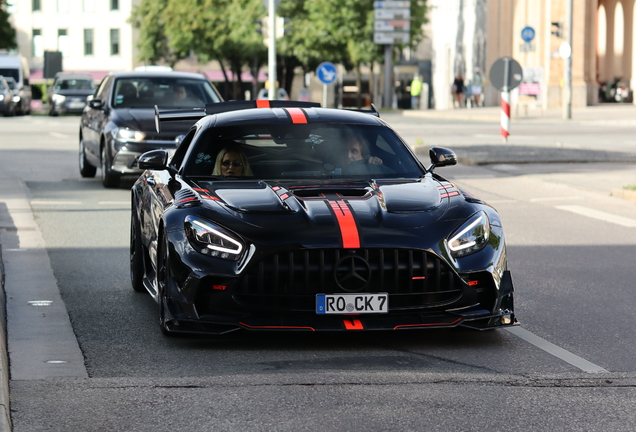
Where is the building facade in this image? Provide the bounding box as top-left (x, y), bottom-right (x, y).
top-left (430, 0), bottom-right (636, 110)
top-left (8, 0), bottom-right (139, 81)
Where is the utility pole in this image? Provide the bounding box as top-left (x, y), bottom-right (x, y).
top-left (383, 45), bottom-right (392, 109)
top-left (267, 0), bottom-right (277, 101)
top-left (563, 0), bottom-right (573, 119)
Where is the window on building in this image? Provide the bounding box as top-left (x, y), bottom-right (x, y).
top-left (32, 0), bottom-right (40, 12)
top-left (83, 0), bottom-right (94, 13)
top-left (58, 29), bottom-right (69, 59)
top-left (84, 29), bottom-right (94, 56)
top-left (110, 29), bottom-right (120, 56)
top-left (33, 29), bottom-right (43, 57)
top-left (110, 0), bottom-right (119, 11)
top-left (57, 0), bottom-right (68, 13)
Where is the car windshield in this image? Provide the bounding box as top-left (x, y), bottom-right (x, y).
top-left (3, 78), bottom-right (15, 89)
top-left (112, 77), bottom-right (221, 109)
top-left (0, 69), bottom-right (19, 83)
top-left (56, 78), bottom-right (95, 90)
top-left (0, 80), bottom-right (5, 91)
top-left (183, 123), bottom-right (424, 180)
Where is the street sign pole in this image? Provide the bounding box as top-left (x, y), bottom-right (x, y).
top-left (383, 44), bottom-right (392, 109)
top-left (563, 0), bottom-right (573, 119)
top-left (501, 57), bottom-right (510, 142)
top-left (267, 0), bottom-right (277, 101)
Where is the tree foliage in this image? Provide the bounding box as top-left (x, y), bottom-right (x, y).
top-left (0, 0), bottom-right (17, 50)
top-left (129, 0), bottom-right (428, 102)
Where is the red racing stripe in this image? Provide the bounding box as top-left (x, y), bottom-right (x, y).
top-left (328, 200), bottom-right (360, 249)
top-left (284, 107), bottom-right (308, 124)
top-left (256, 100), bottom-right (270, 108)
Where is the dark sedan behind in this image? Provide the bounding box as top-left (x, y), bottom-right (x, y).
top-left (79, 71), bottom-right (223, 187)
top-left (48, 73), bottom-right (96, 116)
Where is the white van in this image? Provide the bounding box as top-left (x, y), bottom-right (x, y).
top-left (0, 54), bottom-right (32, 115)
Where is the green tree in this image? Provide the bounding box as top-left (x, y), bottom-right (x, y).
top-left (278, 0), bottom-right (428, 107)
top-left (162, 0), bottom-right (266, 100)
top-left (129, 0), bottom-right (184, 66)
top-left (0, 0), bottom-right (17, 50)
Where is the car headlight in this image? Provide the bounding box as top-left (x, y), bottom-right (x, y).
top-left (0, 95), bottom-right (4, 101)
top-left (184, 216), bottom-right (244, 261)
top-left (447, 211), bottom-right (490, 258)
top-left (12, 95), bottom-right (20, 103)
top-left (52, 94), bottom-right (66, 104)
top-left (112, 128), bottom-right (146, 142)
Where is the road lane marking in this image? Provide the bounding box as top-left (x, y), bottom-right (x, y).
top-left (556, 205), bottom-right (636, 227)
top-left (506, 326), bottom-right (608, 373)
top-left (530, 196), bottom-right (581, 202)
top-left (98, 201), bottom-right (130, 205)
top-left (30, 200), bottom-right (82, 205)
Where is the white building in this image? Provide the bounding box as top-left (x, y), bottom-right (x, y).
top-left (7, 0), bottom-right (139, 81)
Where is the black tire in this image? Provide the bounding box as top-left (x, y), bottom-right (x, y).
top-left (101, 145), bottom-right (120, 188)
top-left (79, 137), bottom-right (97, 178)
top-left (130, 212), bottom-right (145, 293)
top-left (157, 232), bottom-right (176, 336)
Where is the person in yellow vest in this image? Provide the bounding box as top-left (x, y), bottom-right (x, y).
top-left (410, 75), bottom-right (423, 109)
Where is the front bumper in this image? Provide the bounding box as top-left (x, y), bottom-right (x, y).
top-left (161, 235), bottom-right (517, 335)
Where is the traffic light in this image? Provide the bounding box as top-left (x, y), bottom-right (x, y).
top-left (255, 19), bottom-right (263, 35)
top-left (551, 22), bottom-right (563, 38)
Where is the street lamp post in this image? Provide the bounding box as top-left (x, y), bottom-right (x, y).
top-left (268, 0), bottom-right (277, 101)
top-left (563, 0), bottom-right (573, 119)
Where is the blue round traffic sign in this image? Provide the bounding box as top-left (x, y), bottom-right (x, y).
top-left (521, 26), bottom-right (535, 43)
top-left (316, 62), bottom-right (337, 85)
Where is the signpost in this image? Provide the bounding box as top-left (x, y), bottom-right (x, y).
top-left (374, 0), bottom-right (410, 108)
top-left (263, 0), bottom-right (281, 100)
top-left (316, 62), bottom-right (337, 107)
top-left (489, 57), bottom-right (523, 142)
top-left (520, 26), bottom-right (536, 52)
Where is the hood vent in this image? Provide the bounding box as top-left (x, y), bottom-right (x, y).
top-left (292, 189), bottom-right (370, 199)
top-left (174, 189), bottom-right (201, 208)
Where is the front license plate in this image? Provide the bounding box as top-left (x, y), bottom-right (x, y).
top-left (68, 101), bottom-right (86, 109)
top-left (316, 293), bottom-right (388, 314)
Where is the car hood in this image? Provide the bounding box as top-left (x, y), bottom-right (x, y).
top-left (189, 178), bottom-right (455, 250)
top-left (51, 89), bottom-right (94, 97)
top-left (112, 108), bottom-right (196, 136)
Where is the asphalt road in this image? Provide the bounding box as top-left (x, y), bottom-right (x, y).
top-left (2, 113), bottom-right (636, 431)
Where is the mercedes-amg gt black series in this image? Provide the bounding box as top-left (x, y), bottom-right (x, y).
top-left (131, 100), bottom-right (516, 336)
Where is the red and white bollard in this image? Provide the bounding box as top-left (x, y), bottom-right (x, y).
top-left (500, 90), bottom-right (510, 141)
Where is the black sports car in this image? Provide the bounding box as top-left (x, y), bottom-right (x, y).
top-left (131, 100), bottom-right (516, 336)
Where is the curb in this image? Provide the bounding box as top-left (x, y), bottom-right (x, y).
top-left (0, 243), bottom-right (10, 432)
top-left (612, 188), bottom-right (636, 203)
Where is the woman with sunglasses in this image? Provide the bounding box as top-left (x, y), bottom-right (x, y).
top-left (212, 145), bottom-right (253, 176)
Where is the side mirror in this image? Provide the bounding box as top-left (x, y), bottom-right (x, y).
top-left (138, 149), bottom-right (169, 170)
top-left (23, 78), bottom-right (29, 86)
top-left (428, 147), bottom-right (457, 171)
top-left (86, 94), bottom-right (94, 102)
top-left (88, 99), bottom-right (103, 109)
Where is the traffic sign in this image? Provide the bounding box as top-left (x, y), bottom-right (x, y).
top-left (374, 32), bottom-right (410, 44)
top-left (521, 26), bottom-right (535, 43)
top-left (374, 20), bottom-right (410, 32)
top-left (374, 8), bottom-right (410, 19)
top-left (316, 62), bottom-right (337, 85)
top-left (489, 57), bottom-right (523, 91)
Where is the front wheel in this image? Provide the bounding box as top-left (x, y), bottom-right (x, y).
top-left (130, 212), bottom-right (145, 293)
top-left (101, 145), bottom-right (120, 188)
top-left (157, 232), bottom-right (176, 337)
top-left (79, 138), bottom-right (97, 178)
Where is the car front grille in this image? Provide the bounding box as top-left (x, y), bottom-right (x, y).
top-left (232, 249), bottom-right (463, 312)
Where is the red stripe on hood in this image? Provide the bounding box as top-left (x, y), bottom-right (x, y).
top-left (328, 201), bottom-right (360, 249)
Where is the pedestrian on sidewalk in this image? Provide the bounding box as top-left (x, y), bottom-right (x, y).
top-left (470, 67), bottom-right (483, 107)
top-left (410, 74), bottom-right (422, 109)
top-left (451, 73), bottom-right (465, 108)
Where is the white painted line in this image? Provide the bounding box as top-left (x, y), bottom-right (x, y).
top-left (556, 205), bottom-right (636, 227)
top-left (530, 196), bottom-right (581, 202)
top-left (506, 326), bottom-right (608, 373)
top-left (49, 132), bottom-right (69, 139)
top-left (97, 201), bottom-right (130, 205)
top-left (30, 200), bottom-right (82, 205)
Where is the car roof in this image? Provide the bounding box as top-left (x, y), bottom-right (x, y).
top-left (55, 74), bottom-right (94, 80)
top-left (107, 71), bottom-right (207, 80)
top-left (200, 106), bottom-right (385, 128)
